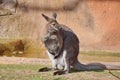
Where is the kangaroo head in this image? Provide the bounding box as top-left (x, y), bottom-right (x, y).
top-left (42, 13), bottom-right (60, 34)
top-left (42, 13), bottom-right (63, 58)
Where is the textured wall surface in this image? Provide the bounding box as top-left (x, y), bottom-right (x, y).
top-left (0, 0), bottom-right (120, 51)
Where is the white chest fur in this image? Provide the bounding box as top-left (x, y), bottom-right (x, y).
top-left (46, 50), bottom-right (66, 67)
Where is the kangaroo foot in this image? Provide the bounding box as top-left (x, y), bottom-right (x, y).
top-left (38, 67), bottom-right (51, 72)
top-left (53, 70), bottom-right (68, 75)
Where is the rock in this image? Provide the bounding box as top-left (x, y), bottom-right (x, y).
top-left (12, 40), bottom-right (25, 54)
top-left (0, 0), bottom-right (17, 16)
top-left (0, 43), bottom-right (10, 55)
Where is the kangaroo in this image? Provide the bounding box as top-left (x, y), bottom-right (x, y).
top-left (39, 13), bottom-right (120, 75)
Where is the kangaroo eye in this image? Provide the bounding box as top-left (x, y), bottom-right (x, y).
top-left (53, 31), bottom-right (58, 34)
top-left (52, 23), bottom-right (56, 26)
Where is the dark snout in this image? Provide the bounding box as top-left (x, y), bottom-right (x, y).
top-left (49, 47), bottom-right (60, 56)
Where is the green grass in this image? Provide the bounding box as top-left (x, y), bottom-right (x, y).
top-left (80, 51), bottom-right (120, 57)
top-left (0, 64), bottom-right (66, 80)
top-left (0, 64), bottom-right (120, 80)
top-left (79, 51), bottom-right (120, 62)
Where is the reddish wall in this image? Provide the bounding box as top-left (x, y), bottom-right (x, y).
top-left (0, 0), bottom-right (120, 51)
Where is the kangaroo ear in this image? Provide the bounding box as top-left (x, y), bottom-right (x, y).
top-left (52, 13), bottom-right (57, 20)
top-left (42, 14), bottom-right (51, 22)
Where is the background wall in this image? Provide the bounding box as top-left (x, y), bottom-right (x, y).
top-left (0, 0), bottom-right (120, 52)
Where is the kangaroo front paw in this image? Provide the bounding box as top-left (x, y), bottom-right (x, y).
top-left (38, 67), bottom-right (50, 72)
top-left (53, 70), bottom-right (68, 75)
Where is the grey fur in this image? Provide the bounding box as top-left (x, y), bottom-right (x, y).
top-left (39, 13), bottom-right (120, 75)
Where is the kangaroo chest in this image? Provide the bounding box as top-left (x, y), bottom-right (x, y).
top-left (47, 50), bottom-right (65, 67)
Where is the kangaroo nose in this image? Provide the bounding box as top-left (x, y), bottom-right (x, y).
top-left (51, 52), bottom-right (55, 55)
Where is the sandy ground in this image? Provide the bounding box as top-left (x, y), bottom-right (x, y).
top-left (0, 56), bottom-right (120, 66)
top-left (0, 56), bottom-right (50, 64)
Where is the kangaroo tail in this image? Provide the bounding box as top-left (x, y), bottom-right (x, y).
top-left (73, 60), bottom-right (120, 71)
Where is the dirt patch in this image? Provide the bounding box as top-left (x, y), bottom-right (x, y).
top-left (0, 56), bottom-right (50, 64)
top-left (0, 56), bottom-right (120, 66)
